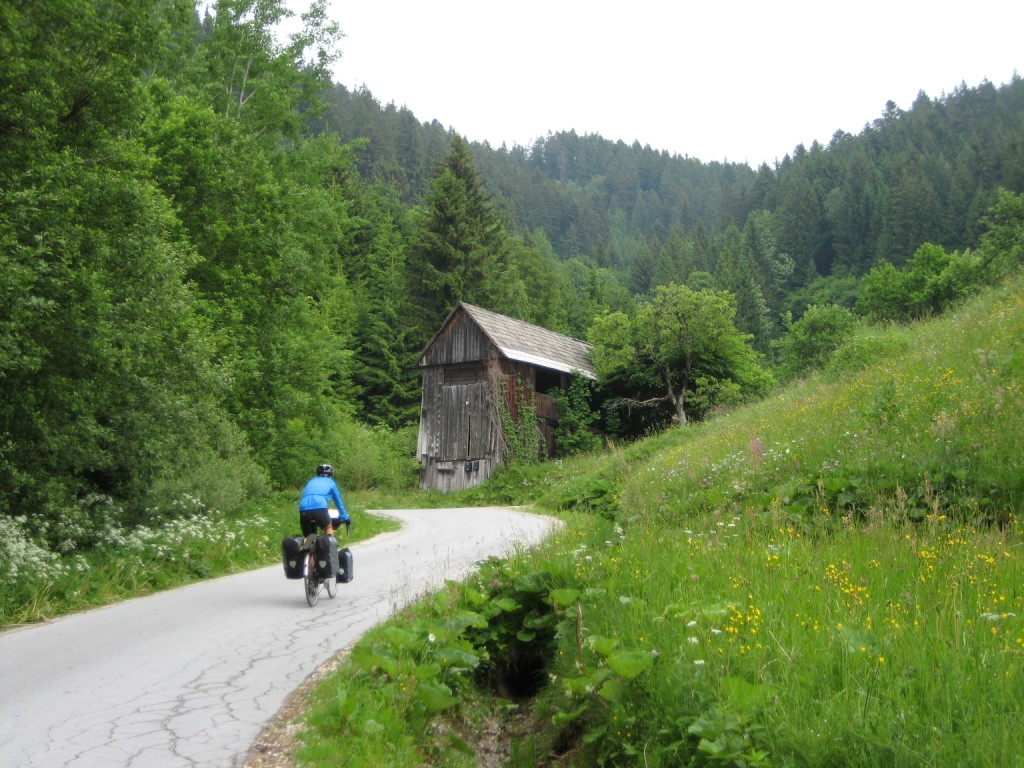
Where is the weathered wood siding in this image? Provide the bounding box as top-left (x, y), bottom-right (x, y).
top-left (417, 309), bottom-right (505, 491)
top-left (419, 308), bottom-right (493, 367)
top-left (417, 305), bottom-right (575, 491)
top-left (417, 370), bottom-right (503, 491)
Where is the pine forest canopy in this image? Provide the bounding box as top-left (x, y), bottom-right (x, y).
top-left (1, 0), bottom-right (1023, 544)
top-left (319, 77), bottom-right (1024, 284)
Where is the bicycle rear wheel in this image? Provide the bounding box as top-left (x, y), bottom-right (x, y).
top-left (325, 574), bottom-right (337, 598)
top-left (305, 552), bottom-right (319, 607)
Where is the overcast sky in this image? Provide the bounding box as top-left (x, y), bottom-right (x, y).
top-left (292, 0), bottom-right (1022, 168)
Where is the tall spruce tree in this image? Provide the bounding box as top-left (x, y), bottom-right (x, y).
top-left (407, 134), bottom-right (509, 341)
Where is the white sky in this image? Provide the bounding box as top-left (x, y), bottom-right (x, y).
top-left (292, 0), bottom-right (1022, 168)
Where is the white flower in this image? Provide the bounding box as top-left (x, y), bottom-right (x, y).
top-left (694, 659), bottom-right (705, 666)
top-left (688, 636), bottom-right (699, 645)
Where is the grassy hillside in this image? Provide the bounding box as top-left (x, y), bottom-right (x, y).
top-left (297, 275), bottom-right (1023, 767)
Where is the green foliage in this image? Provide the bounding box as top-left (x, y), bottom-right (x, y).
top-left (688, 700), bottom-right (769, 766)
top-left (298, 553), bottom-right (569, 766)
top-left (498, 376), bottom-right (541, 465)
top-left (978, 188), bottom-right (1024, 277)
top-left (776, 303), bottom-right (859, 379)
top-left (275, 416), bottom-right (419, 493)
top-left (0, 0), bottom-right (164, 158)
top-left (590, 283), bottom-right (773, 431)
top-left (856, 243), bottom-right (985, 322)
top-left (186, 0), bottom-right (342, 137)
top-left (550, 372), bottom-right (602, 457)
top-left (854, 260), bottom-right (908, 321)
top-left (323, 75), bottom-right (1024, 362)
top-left (330, 421), bottom-right (420, 493)
top-left (342, 185), bottom-right (422, 427)
top-left (406, 134), bottom-right (509, 341)
top-left (0, 0), bottom-right (421, 568)
top-left (548, 476), bottom-right (621, 519)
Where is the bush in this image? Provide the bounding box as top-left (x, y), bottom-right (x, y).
top-left (857, 243), bottom-right (986, 323)
top-left (328, 421), bottom-right (419, 492)
top-left (551, 372), bottom-right (602, 458)
top-left (978, 188), bottom-right (1024, 278)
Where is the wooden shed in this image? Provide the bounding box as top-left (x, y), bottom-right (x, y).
top-left (416, 302), bottom-right (596, 492)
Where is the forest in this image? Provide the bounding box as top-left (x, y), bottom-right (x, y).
top-left (2, 0), bottom-right (1023, 555)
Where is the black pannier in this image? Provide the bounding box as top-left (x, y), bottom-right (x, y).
top-left (281, 535), bottom-right (305, 580)
top-left (314, 534), bottom-right (339, 579)
top-left (337, 547), bottom-right (354, 583)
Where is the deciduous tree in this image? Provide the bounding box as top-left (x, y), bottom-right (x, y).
top-left (589, 283), bottom-right (772, 429)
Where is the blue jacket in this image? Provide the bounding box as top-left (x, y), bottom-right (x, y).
top-left (298, 476), bottom-right (348, 521)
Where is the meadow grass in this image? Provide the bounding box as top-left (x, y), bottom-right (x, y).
top-left (296, 276), bottom-right (1023, 766)
top-left (526, 508), bottom-right (1022, 766)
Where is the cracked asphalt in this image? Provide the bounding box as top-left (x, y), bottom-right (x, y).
top-left (0, 506), bottom-right (561, 767)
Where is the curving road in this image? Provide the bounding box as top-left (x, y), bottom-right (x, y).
top-left (0, 507), bottom-right (561, 768)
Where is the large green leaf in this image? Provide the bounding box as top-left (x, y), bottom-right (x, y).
top-left (549, 587), bottom-right (581, 607)
top-left (605, 650), bottom-right (654, 679)
top-left (432, 647), bottom-right (480, 670)
top-left (491, 596), bottom-right (520, 613)
top-left (413, 681), bottom-right (457, 713)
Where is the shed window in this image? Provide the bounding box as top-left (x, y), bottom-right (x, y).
top-left (444, 364), bottom-right (483, 386)
top-left (536, 367), bottom-right (563, 394)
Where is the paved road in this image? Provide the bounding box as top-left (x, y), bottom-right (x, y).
top-left (0, 507), bottom-right (561, 768)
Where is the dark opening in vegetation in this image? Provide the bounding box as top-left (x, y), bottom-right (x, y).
top-left (488, 646), bottom-right (550, 700)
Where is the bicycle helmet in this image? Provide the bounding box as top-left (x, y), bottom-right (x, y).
top-left (316, 463), bottom-right (334, 478)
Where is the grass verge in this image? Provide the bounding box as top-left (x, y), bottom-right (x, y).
top-left (0, 490), bottom-right (398, 628)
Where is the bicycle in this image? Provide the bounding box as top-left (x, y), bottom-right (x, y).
top-left (303, 534), bottom-right (336, 606)
top-left (302, 521), bottom-right (349, 607)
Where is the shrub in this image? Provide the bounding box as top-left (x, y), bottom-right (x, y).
top-left (550, 372), bottom-right (602, 458)
top-left (777, 304), bottom-right (859, 379)
top-left (857, 243), bottom-right (987, 323)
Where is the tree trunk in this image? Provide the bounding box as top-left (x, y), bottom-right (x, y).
top-left (664, 363), bottom-right (688, 426)
top-left (674, 395), bottom-right (687, 426)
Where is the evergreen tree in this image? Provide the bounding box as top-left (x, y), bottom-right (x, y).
top-left (407, 134), bottom-right (509, 341)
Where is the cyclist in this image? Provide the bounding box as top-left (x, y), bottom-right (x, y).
top-left (298, 463), bottom-right (349, 537)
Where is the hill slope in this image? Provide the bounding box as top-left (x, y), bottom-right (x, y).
top-left (297, 276), bottom-right (1024, 766)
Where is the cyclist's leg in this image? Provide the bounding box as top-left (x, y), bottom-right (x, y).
top-left (300, 508), bottom-right (332, 538)
top-left (311, 508), bottom-right (332, 535)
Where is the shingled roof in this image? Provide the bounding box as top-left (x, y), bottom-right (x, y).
top-left (462, 303), bottom-right (595, 378)
top-left (438, 302), bottom-right (596, 379)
